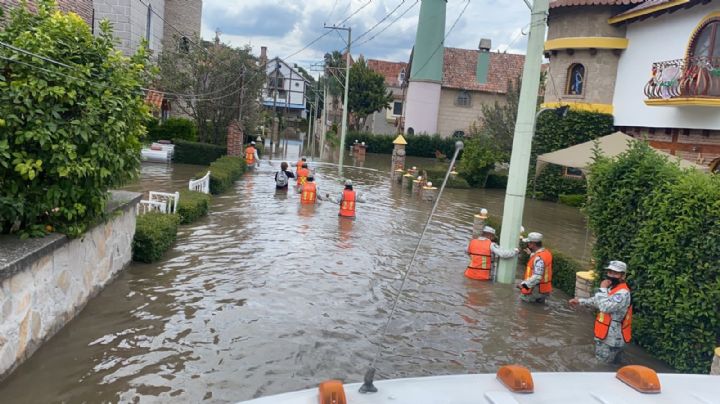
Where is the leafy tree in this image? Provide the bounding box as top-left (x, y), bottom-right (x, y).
top-left (324, 50), bottom-right (346, 98)
top-left (0, 0), bottom-right (151, 236)
top-left (478, 77), bottom-right (521, 160)
top-left (347, 57), bottom-right (393, 130)
top-left (156, 35), bottom-right (263, 145)
top-left (457, 132), bottom-right (501, 187)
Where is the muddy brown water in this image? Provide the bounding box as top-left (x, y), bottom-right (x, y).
top-left (0, 142), bottom-right (671, 403)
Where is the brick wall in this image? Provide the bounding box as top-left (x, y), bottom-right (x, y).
top-left (622, 126), bottom-right (720, 168)
top-left (1, 0), bottom-right (93, 26)
top-left (436, 88), bottom-right (505, 137)
top-left (227, 120), bottom-right (244, 157)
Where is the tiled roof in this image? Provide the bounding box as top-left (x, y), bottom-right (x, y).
top-left (609, 0), bottom-right (696, 21)
top-left (144, 90), bottom-right (164, 108)
top-left (550, 0), bottom-right (643, 8)
top-left (442, 48), bottom-right (525, 93)
top-left (367, 59), bottom-right (408, 87)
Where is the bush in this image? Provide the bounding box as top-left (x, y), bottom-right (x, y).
top-left (0, 2), bottom-right (151, 237)
top-left (176, 189), bottom-right (210, 224)
top-left (173, 139), bottom-right (227, 165)
top-left (346, 131), bottom-right (457, 158)
top-left (147, 117), bottom-right (197, 142)
top-left (552, 252), bottom-right (583, 296)
top-left (132, 212), bottom-right (180, 263)
top-left (458, 136), bottom-right (501, 187)
top-left (485, 172), bottom-right (508, 189)
top-left (587, 140), bottom-right (719, 373)
top-left (532, 165), bottom-right (586, 201)
top-left (558, 194), bottom-right (585, 207)
top-left (200, 156), bottom-right (246, 195)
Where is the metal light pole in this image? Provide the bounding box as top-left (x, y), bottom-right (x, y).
top-left (339, 28), bottom-right (351, 176)
top-left (495, 0), bottom-right (550, 284)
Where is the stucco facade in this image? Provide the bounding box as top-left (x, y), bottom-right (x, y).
top-left (437, 89), bottom-right (505, 137)
top-left (261, 57), bottom-right (308, 121)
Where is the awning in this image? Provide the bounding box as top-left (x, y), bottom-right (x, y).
top-left (535, 131), bottom-right (708, 176)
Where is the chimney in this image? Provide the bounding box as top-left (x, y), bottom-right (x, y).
top-left (476, 38), bottom-right (491, 84)
top-left (260, 46), bottom-right (268, 67)
top-left (479, 38), bottom-right (492, 52)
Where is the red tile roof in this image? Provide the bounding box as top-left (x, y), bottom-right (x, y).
top-left (441, 48), bottom-right (525, 93)
top-left (144, 90), bottom-right (164, 108)
top-left (367, 59), bottom-right (408, 87)
top-left (550, 0), bottom-right (643, 8)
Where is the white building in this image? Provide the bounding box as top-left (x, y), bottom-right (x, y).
top-left (260, 47), bottom-right (309, 124)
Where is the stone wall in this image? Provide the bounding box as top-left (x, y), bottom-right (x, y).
top-left (93, 0), bottom-right (165, 56)
top-left (0, 191), bottom-right (141, 381)
top-left (162, 0), bottom-right (202, 50)
top-left (544, 49), bottom-right (621, 105)
top-left (436, 88), bottom-right (505, 138)
top-left (547, 6), bottom-right (626, 40)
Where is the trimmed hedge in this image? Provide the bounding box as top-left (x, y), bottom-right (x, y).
top-left (346, 131), bottom-right (457, 158)
top-left (558, 194), bottom-right (585, 207)
top-left (146, 117), bottom-right (197, 142)
top-left (198, 156), bottom-right (246, 195)
top-left (132, 212), bottom-right (180, 263)
top-left (532, 165), bottom-right (586, 202)
top-left (485, 172), bottom-right (508, 189)
top-left (587, 140), bottom-right (720, 373)
top-left (177, 189), bottom-right (211, 224)
top-left (173, 139), bottom-right (227, 165)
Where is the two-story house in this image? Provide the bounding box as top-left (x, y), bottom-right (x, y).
top-left (543, 0), bottom-right (720, 171)
top-left (364, 59), bottom-right (408, 134)
top-left (259, 47), bottom-right (309, 128)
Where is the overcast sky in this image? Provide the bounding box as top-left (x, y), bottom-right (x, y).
top-left (200, 0), bottom-right (531, 76)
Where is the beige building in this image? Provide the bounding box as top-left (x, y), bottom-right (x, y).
top-left (364, 59), bottom-right (408, 134)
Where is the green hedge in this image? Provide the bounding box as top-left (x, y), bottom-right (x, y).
top-left (558, 194), bottom-right (585, 207)
top-left (199, 156), bottom-right (246, 195)
top-left (346, 131), bottom-right (457, 158)
top-left (532, 165), bottom-right (587, 201)
top-left (177, 189), bottom-right (210, 224)
top-left (485, 172), bottom-right (508, 189)
top-left (587, 140), bottom-right (719, 373)
top-left (132, 212), bottom-right (180, 263)
top-left (173, 139), bottom-right (227, 165)
top-left (518, 247), bottom-right (582, 297)
top-left (146, 117), bottom-right (197, 142)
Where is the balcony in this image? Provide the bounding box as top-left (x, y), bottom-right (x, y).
top-left (644, 56), bottom-right (720, 106)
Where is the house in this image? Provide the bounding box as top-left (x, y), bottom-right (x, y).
top-left (364, 59), bottom-right (408, 134)
top-left (259, 46), bottom-right (309, 128)
top-left (543, 0), bottom-right (720, 171)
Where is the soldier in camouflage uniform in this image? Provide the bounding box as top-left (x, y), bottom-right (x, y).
top-left (569, 260), bottom-right (633, 363)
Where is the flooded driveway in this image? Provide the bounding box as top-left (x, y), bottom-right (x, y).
top-left (0, 144), bottom-right (670, 403)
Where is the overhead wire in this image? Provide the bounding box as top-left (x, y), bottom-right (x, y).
top-left (354, 0), bottom-right (419, 48)
top-left (353, 0), bottom-right (406, 44)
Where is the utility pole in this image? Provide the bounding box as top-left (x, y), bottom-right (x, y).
top-left (325, 25), bottom-right (351, 176)
top-left (496, 0), bottom-right (550, 284)
top-left (238, 66), bottom-right (246, 146)
top-left (321, 80), bottom-right (328, 158)
top-left (273, 57), bottom-right (280, 153)
top-left (312, 80), bottom-right (320, 159)
top-left (307, 98), bottom-right (314, 157)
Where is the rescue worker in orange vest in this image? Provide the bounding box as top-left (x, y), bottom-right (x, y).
top-left (569, 260), bottom-right (632, 363)
top-left (245, 141), bottom-right (259, 169)
top-left (296, 175), bottom-right (319, 204)
top-left (328, 180), bottom-right (365, 218)
top-left (296, 163), bottom-right (310, 187)
top-left (465, 226), bottom-right (518, 281)
top-left (516, 232), bottom-right (553, 303)
top-left (296, 157), bottom-right (307, 172)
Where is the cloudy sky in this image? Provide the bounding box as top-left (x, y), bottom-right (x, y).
top-left (200, 0), bottom-right (531, 76)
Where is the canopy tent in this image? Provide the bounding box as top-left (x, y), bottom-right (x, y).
top-left (535, 131), bottom-right (708, 176)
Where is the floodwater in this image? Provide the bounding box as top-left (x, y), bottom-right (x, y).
top-left (0, 141), bottom-right (671, 403)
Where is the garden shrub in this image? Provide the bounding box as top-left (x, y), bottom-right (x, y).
top-left (346, 131), bottom-right (457, 158)
top-left (177, 189), bottom-right (210, 224)
top-left (586, 140), bottom-right (719, 373)
top-left (485, 172), bottom-right (508, 189)
top-left (458, 136), bottom-right (500, 187)
top-left (132, 212), bottom-right (180, 263)
top-left (147, 117), bottom-right (197, 142)
top-left (0, 1), bottom-right (150, 237)
top-left (552, 251), bottom-right (584, 296)
top-left (532, 165), bottom-right (587, 202)
top-left (200, 156), bottom-right (246, 195)
top-left (558, 194), bottom-right (585, 207)
top-left (173, 139), bottom-right (227, 165)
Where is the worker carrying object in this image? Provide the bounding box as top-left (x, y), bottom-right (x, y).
top-left (328, 180), bottom-right (366, 218)
top-left (569, 260), bottom-right (632, 363)
top-left (517, 232), bottom-right (553, 303)
top-left (465, 226), bottom-right (518, 280)
top-left (296, 163), bottom-right (310, 187)
top-left (245, 141), bottom-right (259, 168)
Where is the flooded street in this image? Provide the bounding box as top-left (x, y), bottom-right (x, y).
top-left (0, 143), bottom-right (670, 403)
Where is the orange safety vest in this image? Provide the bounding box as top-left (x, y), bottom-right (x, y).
top-left (465, 238), bottom-right (492, 280)
top-left (521, 248), bottom-right (553, 295)
top-left (339, 190), bottom-right (356, 217)
top-left (296, 161), bottom-right (304, 172)
top-left (300, 182), bottom-right (317, 204)
top-left (245, 146), bottom-right (256, 165)
top-left (594, 283), bottom-right (632, 343)
top-left (296, 168), bottom-right (309, 186)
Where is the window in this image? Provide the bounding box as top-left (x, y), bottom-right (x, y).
top-left (145, 5), bottom-right (152, 43)
top-left (566, 63), bottom-right (585, 95)
top-left (398, 68), bottom-right (406, 85)
top-left (689, 18), bottom-right (720, 59)
top-left (392, 101), bottom-right (403, 116)
top-left (564, 167), bottom-right (584, 178)
top-left (452, 130), bottom-right (465, 138)
top-left (267, 69), bottom-right (284, 90)
top-left (178, 36), bottom-right (190, 53)
top-left (407, 127), bottom-right (415, 135)
top-left (456, 91), bottom-right (471, 107)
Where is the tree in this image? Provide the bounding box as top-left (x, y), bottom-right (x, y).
top-left (323, 50), bottom-right (345, 98)
top-left (477, 77), bottom-right (521, 160)
top-left (0, 0), bottom-right (151, 236)
top-left (457, 132), bottom-right (502, 187)
top-left (156, 35), bottom-right (264, 145)
top-left (347, 57), bottom-right (393, 130)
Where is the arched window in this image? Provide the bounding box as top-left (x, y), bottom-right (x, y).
top-left (566, 63), bottom-right (585, 95)
top-left (452, 130), bottom-right (465, 138)
top-left (456, 91), bottom-right (471, 107)
top-left (689, 18), bottom-right (720, 59)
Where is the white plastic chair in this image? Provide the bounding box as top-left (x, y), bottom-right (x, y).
top-left (149, 191), bottom-right (180, 214)
top-left (189, 171), bottom-right (211, 194)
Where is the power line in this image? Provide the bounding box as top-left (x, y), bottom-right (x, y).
top-left (354, 0), bottom-right (419, 48)
top-left (353, 0), bottom-right (405, 44)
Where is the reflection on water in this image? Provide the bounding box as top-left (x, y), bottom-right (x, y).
top-left (0, 144), bottom-right (670, 403)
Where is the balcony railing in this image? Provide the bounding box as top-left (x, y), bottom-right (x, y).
top-left (644, 56), bottom-right (720, 102)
